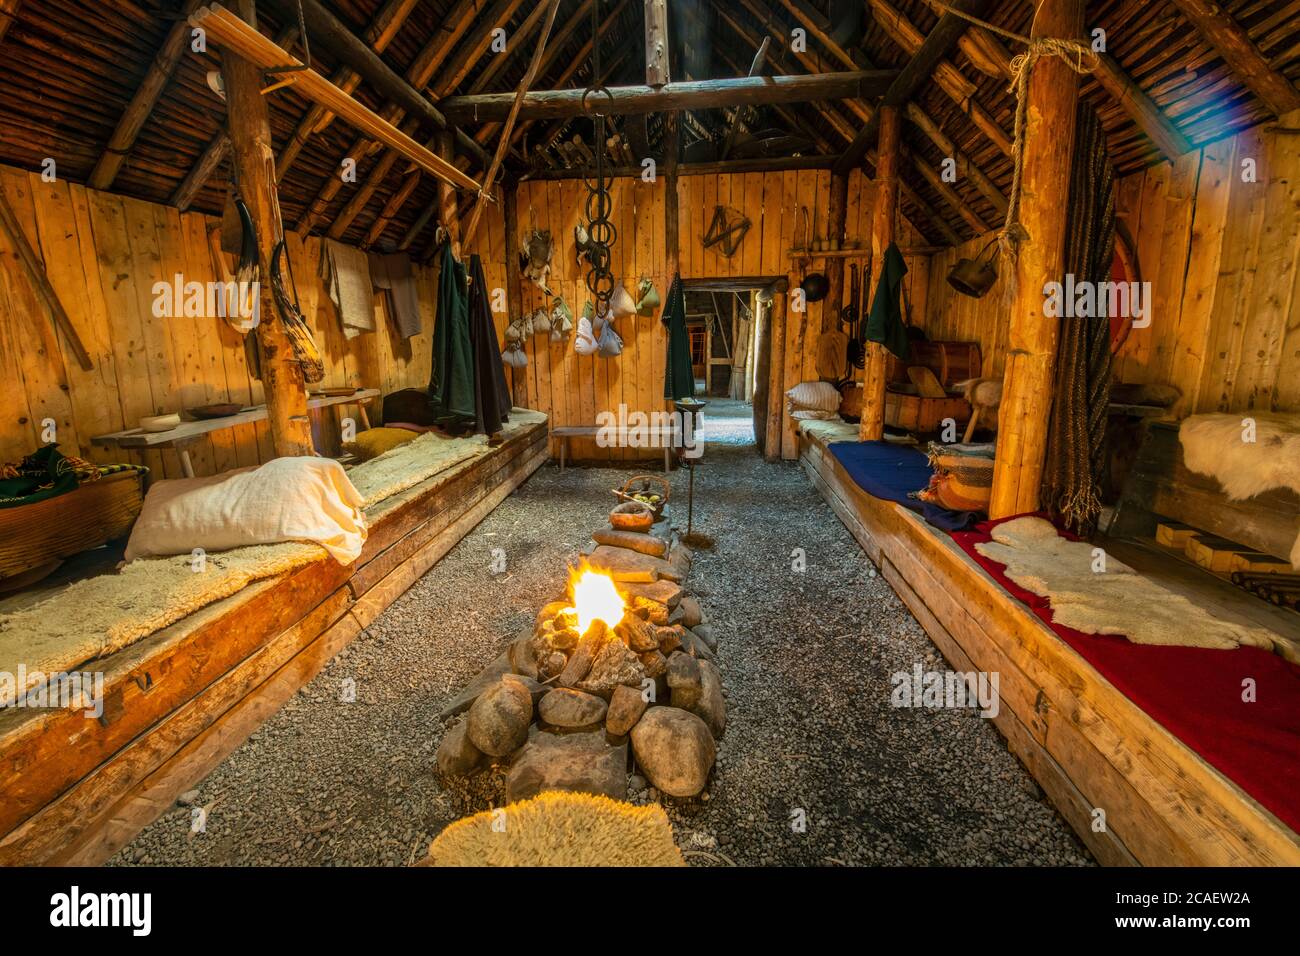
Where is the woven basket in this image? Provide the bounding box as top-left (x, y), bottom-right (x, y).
top-left (612, 474), bottom-right (670, 520)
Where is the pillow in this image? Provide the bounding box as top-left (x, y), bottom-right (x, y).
top-left (124, 457), bottom-right (367, 565)
top-left (791, 408), bottom-right (837, 421)
top-left (786, 381), bottom-right (840, 412)
top-left (344, 426), bottom-right (419, 462)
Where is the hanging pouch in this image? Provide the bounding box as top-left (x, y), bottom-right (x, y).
top-left (597, 319), bottom-right (624, 357)
top-left (635, 276), bottom-right (660, 316)
top-left (574, 315), bottom-right (598, 355)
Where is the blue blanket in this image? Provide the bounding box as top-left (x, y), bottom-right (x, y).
top-left (827, 440), bottom-right (981, 533)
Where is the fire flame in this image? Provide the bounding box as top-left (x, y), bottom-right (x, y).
top-left (569, 568), bottom-right (624, 636)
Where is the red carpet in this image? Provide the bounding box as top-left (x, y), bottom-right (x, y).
top-left (951, 515), bottom-right (1300, 835)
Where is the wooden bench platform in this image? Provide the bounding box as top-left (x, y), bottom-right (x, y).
top-left (0, 416), bottom-right (548, 865)
top-left (799, 428), bottom-right (1300, 867)
top-left (551, 424), bottom-right (673, 471)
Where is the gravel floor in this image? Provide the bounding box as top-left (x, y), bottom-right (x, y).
top-left (114, 401), bottom-right (1093, 867)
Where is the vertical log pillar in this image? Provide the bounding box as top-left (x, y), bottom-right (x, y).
top-left (222, 0), bottom-right (312, 457)
top-left (503, 175), bottom-right (527, 408)
top-left (663, 112), bottom-right (680, 278)
top-left (859, 104), bottom-right (899, 441)
top-left (763, 292), bottom-right (787, 462)
top-left (989, 0), bottom-right (1085, 518)
top-left (437, 130), bottom-right (462, 259)
top-left (644, 0), bottom-right (670, 88)
top-left (822, 172), bottom-right (849, 334)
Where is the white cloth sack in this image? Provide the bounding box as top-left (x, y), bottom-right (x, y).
top-left (786, 381), bottom-right (841, 412)
top-left (125, 457), bottom-right (368, 565)
top-left (575, 315), bottom-right (598, 355)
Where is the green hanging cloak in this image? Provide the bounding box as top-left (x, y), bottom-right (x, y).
top-left (428, 242), bottom-right (477, 426)
top-left (662, 274), bottom-right (694, 400)
top-left (865, 241), bottom-right (911, 362)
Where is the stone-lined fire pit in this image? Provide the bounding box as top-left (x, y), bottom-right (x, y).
top-left (435, 512), bottom-right (723, 806)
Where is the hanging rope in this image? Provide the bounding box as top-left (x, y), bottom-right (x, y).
top-left (928, 1), bottom-right (1099, 269)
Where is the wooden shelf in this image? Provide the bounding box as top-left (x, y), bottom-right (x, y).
top-left (786, 245), bottom-right (943, 259)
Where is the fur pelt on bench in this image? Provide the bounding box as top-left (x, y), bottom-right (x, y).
top-left (1179, 413), bottom-right (1300, 568)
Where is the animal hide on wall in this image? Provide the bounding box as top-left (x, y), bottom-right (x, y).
top-left (1179, 413), bottom-right (1300, 568)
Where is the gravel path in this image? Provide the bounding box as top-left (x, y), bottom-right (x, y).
top-left (114, 402), bottom-right (1092, 867)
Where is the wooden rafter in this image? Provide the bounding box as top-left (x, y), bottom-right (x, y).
top-left (1166, 0), bottom-right (1300, 118)
top-left (864, 0), bottom-right (1012, 157)
top-left (0, 0), bottom-right (21, 44)
top-left (439, 70), bottom-right (898, 122)
top-left (1089, 51), bottom-right (1193, 159)
top-left (190, 5), bottom-right (481, 192)
top-left (171, 23), bottom-right (298, 212)
top-left (464, 0), bottom-right (567, 247)
top-left (89, 0), bottom-right (203, 191)
top-left (275, 0), bottom-right (420, 180)
top-left (836, 0), bottom-right (994, 177)
top-left (720, 2), bottom-right (963, 243)
top-left (753, 0), bottom-right (1005, 226)
top-left (294, 0), bottom-right (491, 236)
top-left (710, 23), bottom-right (955, 246)
top-left (428, 0), bottom-right (529, 99)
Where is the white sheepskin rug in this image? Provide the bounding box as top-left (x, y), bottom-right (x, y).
top-left (1179, 413), bottom-right (1300, 568)
top-left (975, 517), bottom-right (1282, 655)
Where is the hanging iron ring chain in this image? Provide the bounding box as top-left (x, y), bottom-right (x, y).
top-left (582, 1), bottom-right (616, 309)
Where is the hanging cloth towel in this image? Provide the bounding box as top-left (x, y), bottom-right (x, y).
top-left (467, 253), bottom-right (512, 435)
top-left (319, 238), bottom-right (376, 339)
top-left (864, 242), bottom-right (911, 362)
top-left (662, 274), bottom-right (694, 400)
top-left (428, 242), bottom-right (476, 428)
top-left (368, 251), bottom-right (423, 339)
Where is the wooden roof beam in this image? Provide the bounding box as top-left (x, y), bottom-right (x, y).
top-left (440, 70), bottom-right (897, 122)
top-left (1091, 50), bottom-right (1194, 159)
top-left (262, 0), bottom-right (487, 165)
top-left (863, 0), bottom-right (1012, 157)
top-left (276, 0), bottom-right (420, 180)
top-left (89, 0), bottom-right (203, 190)
top-left (756, 0), bottom-right (1007, 218)
top-left (712, 34), bottom-right (953, 246)
top-left (1167, 0), bottom-right (1300, 117)
top-left (0, 0), bottom-right (22, 44)
top-left (428, 0), bottom-right (528, 99)
top-left (836, 0), bottom-right (994, 176)
top-left (921, 0), bottom-right (1012, 80)
top-left (498, 0), bottom-right (621, 156)
top-left (172, 23), bottom-right (298, 212)
top-left (190, 5), bottom-right (481, 192)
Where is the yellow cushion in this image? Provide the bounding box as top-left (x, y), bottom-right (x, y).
top-left (343, 427), bottom-right (419, 462)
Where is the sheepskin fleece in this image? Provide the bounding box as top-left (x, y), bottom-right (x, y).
top-left (0, 409), bottom-right (550, 705)
top-left (0, 542), bottom-right (324, 707)
top-left (349, 408), bottom-right (547, 508)
top-left (796, 416), bottom-right (860, 444)
top-left (975, 517), bottom-right (1280, 654)
top-left (424, 791), bottom-right (685, 867)
top-left (1179, 413), bottom-right (1300, 568)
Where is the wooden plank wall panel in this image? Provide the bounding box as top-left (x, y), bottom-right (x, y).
top-left (921, 119), bottom-right (1300, 414)
top-left (506, 171), bottom-right (925, 463)
top-left (0, 163), bottom-right (456, 476)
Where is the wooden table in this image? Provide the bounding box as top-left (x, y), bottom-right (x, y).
top-left (92, 389), bottom-right (380, 478)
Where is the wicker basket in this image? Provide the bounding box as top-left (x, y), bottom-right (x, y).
top-left (612, 474), bottom-right (670, 520)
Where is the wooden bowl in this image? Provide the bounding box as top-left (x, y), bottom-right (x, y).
top-left (139, 413), bottom-right (180, 433)
top-left (188, 403), bottom-right (242, 419)
top-left (610, 501), bottom-right (654, 532)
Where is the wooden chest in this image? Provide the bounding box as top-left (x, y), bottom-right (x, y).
top-left (0, 470), bottom-right (144, 590)
top-left (884, 387), bottom-right (971, 434)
